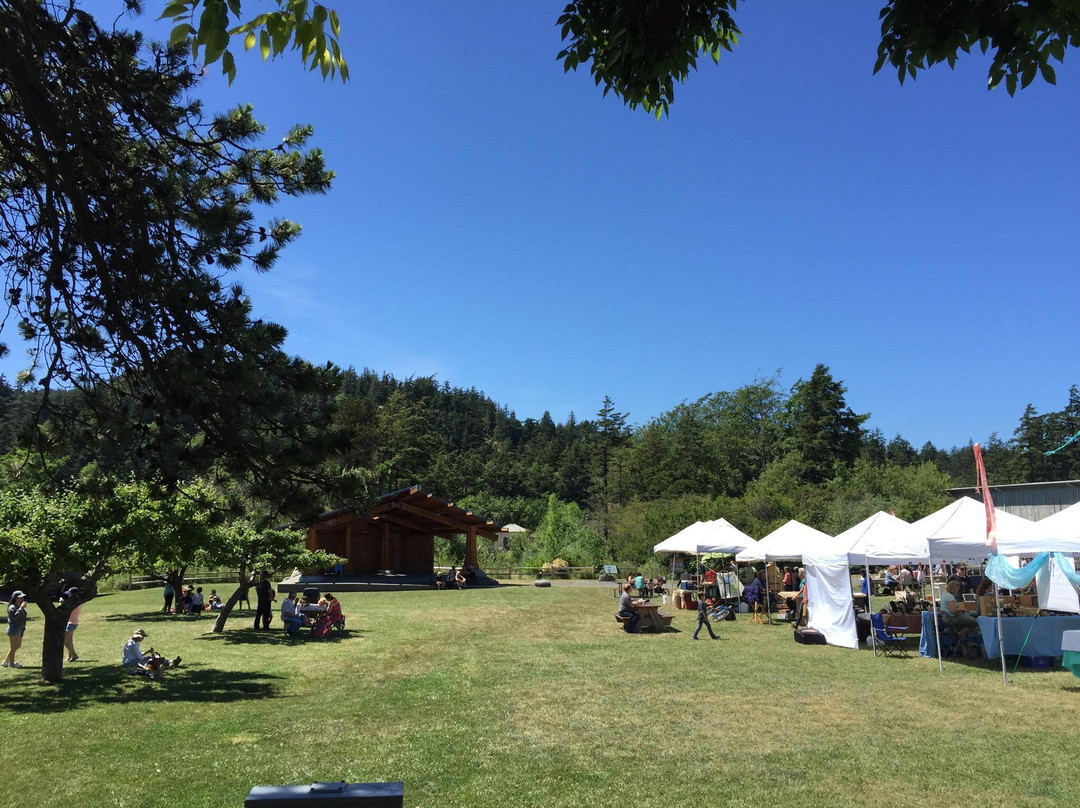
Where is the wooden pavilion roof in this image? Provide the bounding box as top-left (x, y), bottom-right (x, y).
top-left (316, 485), bottom-right (499, 540)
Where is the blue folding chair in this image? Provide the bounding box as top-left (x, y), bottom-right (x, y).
top-left (870, 613), bottom-right (911, 658)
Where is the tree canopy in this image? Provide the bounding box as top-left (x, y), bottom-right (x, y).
top-left (555, 0), bottom-right (1075, 116)
top-left (0, 0), bottom-right (362, 516)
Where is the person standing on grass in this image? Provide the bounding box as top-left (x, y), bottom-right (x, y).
top-left (62, 587), bottom-right (82, 662)
top-left (3, 590), bottom-right (29, 668)
top-left (254, 574), bottom-right (274, 630)
top-left (162, 580), bottom-right (175, 613)
top-left (617, 583), bottom-right (641, 633)
top-left (692, 596), bottom-right (719, 640)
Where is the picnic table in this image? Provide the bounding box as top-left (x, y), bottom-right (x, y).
top-left (631, 600), bottom-right (674, 632)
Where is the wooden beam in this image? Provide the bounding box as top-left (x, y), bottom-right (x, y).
top-left (381, 521), bottom-right (390, 571)
top-left (465, 525), bottom-right (478, 568)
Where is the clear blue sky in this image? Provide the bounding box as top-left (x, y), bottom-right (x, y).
top-left (13, 2), bottom-right (1080, 450)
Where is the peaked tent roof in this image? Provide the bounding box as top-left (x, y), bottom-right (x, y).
top-left (653, 519), bottom-right (758, 555)
top-left (697, 518), bottom-right (759, 555)
top-left (835, 511), bottom-right (923, 565)
top-left (912, 496), bottom-right (1036, 562)
top-left (735, 519), bottom-right (833, 563)
top-left (1031, 502), bottom-right (1080, 554)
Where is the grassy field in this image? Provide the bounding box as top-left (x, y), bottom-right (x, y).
top-left (1, 584), bottom-right (1077, 808)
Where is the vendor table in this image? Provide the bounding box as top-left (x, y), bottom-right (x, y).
top-left (1062, 631), bottom-right (1080, 680)
top-left (977, 615), bottom-right (1080, 660)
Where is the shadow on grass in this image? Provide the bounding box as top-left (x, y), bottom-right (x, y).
top-left (0, 664), bottom-right (283, 713)
top-left (195, 628), bottom-right (359, 646)
top-left (102, 611), bottom-right (199, 623)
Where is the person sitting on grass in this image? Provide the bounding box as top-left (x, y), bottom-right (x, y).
top-left (455, 567), bottom-right (467, 589)
top-left (208, 590), bottom-right (222, 611)
top-left (122, 629), bottom-right (180, 677)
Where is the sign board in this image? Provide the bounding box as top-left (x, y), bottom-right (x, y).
top-left (602, 564), bottom-right (619, 575)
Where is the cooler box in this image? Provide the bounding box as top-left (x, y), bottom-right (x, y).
top-left (1019, 655), bottom-right (1052, 669)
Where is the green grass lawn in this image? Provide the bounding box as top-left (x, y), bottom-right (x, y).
top-left (1, 585), bottom-right (1077, 807)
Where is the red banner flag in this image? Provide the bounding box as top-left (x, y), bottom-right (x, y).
top-left (973, 442), bottom-right (997, 553)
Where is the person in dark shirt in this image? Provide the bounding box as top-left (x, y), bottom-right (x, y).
top-left (693, 596), bottom-right (719, 640)
top-left (254, 575), bottom-right (274, 630)
top-left (948, 567), bottom-right (973, 596)
top-left (617, 583), bottom-right (641, 633)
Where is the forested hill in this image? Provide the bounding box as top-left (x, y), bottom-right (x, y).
top-left (1, 365), bottom-right (1076, 566)
top-left (323, 366), bottom-right (1079, 563)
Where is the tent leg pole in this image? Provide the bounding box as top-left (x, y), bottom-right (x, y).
top-left (864, 561), bottom-right (874, 651)
top-left (994, 584), bottom-right (1008, 685)
top-left (929, 563), bottom-right (943, 673)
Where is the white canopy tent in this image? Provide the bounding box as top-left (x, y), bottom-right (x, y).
top-left (734, 519), bottom-right (834, 563)
top-left (653, 518), bottom-right (758, 555)
top-left (734, 519), bottom-right (859, 647)
top-left (836, 511), bottom-right (924, 565)
top-left (1028, 502), bottom-right (1080, 554)
top-left (653, 519), bottom-right (758, 599)
top-left (913, 496), bottom-right (1038, 564)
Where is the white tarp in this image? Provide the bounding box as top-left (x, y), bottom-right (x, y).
top-left (1031, 503), bottom-right (1080, 555)
top-left (837, 511), bottom-right (924, 565)
top-left (804, 550), bottom-right (859, 649)
top-left (697, 518), bottom-right (759, 555)
top-left (653, 519), bottom-right (759, 555)
top-left (735, 519), bottom-right (833, 563)
top-left (653, 522), bottom-right (708, 554)
top-left (912, 497), bottom-right (1037, 563)
top-left (1036, 556), bottom-right (1080, 613)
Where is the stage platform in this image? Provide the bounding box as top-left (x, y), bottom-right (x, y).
top-left (276, 570), bottom-right (501, 594)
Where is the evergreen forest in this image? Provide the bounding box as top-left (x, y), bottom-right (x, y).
top-left (5, 363), bottom-right (1074, 573)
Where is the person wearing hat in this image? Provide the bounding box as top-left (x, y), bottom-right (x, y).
top-left (122, 629), bottom-right (180, 675)
top-left (4, 590), bottom-right (29, 668)
top-left (62, 587), bottom-right (83, 662)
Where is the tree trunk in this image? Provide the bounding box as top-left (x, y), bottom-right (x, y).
top-left (167, 566), bottom-right (187, 612)
top-left (210, 566), bottom-right (252, 634)
top-left (39, 610), bottom-right (67, 682)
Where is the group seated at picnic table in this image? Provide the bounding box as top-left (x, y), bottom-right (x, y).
top-left (624, 573), bottom-right (664, 598)
top-left (280, 591), bottom-right (345, 637)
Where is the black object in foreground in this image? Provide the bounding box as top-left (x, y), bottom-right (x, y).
top-left (245, 781), bottom-right (404, 807)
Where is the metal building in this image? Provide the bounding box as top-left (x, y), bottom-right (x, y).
top-left (948, 480), bottom-right (1080, 521)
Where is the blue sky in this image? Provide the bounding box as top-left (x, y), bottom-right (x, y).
top-left (11, 2), bottom-right (1080, 449)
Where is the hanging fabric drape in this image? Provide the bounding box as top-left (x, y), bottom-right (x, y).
top-left (984, 552), bottom-right (1080, 589)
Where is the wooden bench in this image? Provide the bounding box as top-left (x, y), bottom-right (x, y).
top-left (614, 612), bottom-right (634, 625)
top-left (656, 611), bottom-right (674, 629)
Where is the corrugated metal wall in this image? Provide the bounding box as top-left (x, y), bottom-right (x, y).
top-left (960, 482), bottom-right (1080, 521)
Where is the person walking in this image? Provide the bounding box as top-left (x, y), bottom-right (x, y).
top-left (254, 575), bottom-right (274, 630)
top-left (692, 596), bottom-right (719, 640)
top-left (62, 587), bottom-right (83, 662)
top-left (4, 591), bottom-right (29, 668)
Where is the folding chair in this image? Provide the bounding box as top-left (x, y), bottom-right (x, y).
top-left (870, 613), bottom-right (911, 658)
